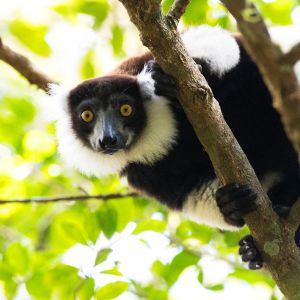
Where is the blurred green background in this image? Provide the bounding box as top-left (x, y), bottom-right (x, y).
top-left (0, 0), bottom-right (299, 299)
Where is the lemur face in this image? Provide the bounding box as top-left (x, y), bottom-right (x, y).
top-left (50, 73), bottom-right (177, 176)
top-left (68, 75), bottom-right (147, 155)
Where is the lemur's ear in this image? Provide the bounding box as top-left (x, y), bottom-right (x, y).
top-left (43, 83), bottom-right (70, 122)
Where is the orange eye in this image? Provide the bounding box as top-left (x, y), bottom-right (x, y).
top-left (81, 110), bottom-right (94, 122)
top-left (120, 104), bottom-right (133, 117)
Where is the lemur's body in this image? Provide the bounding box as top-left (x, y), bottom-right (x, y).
top-left (50, 26), bottom-right (300, 269)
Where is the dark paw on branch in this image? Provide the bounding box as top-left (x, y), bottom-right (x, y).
top-left (239, 235), bottom-right (263, 270)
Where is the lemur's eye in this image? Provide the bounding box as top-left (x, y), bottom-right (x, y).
top-left (120, 104), bottom-right (133, 117)
top-left (81, 110), bottom-right (94, 122)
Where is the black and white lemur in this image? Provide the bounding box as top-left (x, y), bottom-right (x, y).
top-left (49, 25), bottom-right (300, 270)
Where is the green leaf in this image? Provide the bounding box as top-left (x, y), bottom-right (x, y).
top-left (48, 264), bottom-right (80, 287)
top-left (148, 289), bottom-right (168, 300)
top-left (2, 96), bottom-right (36, 124)
top-left (26, 273), bottom-right (50, 298)
top-left (0, 96), bottom-right (36, 150)
top-left (162, 0), bottom-right (174, 14)
top-left (80, 50), bottom-right (96, 80)
top-left (53, 0), bottom-right (109, 28)
top-left (95, 248), bottom-right (112, 265)
top-left (114, 197), bottom-right (135, 232)
top-left (26, 265), bottom-right (80, 298)
top-left (259, 0), bottom-right (294, 25)
top-left (3, 280), bottom-right (18, 300)
top-left (5, 242), bottom-right (29, 275)
top-left (223, 231), bottom-right (241, 248)
top-left (133, 220), bottom-right (167, 234)
top-left (111, 25), bottom-right (124, 56)
top-left (229, 267), bottom-right (275, 286)
top-left (97, 204), bottom-right (118, 239)
top-left (164, 250), bottom-right (200, 286)
top-left (101, 268), bottom-right (123, 276)
top-left (197, 270), bottom-right (204, 284)
top-left (206, 284), bottom-right (224, 291)
top-left (176, 220), bottom-right (216, 243)
top-left (50, 210), bottom-right (101, 249)
top-left (151, 260), bottom-right (166, 278)
top-left (0, 264), bottom-right (13, 281)
top-left (79, 0), bottom-right (110, 28)
top-left (96, 282), bottom-right (128, 300)
top-left (77, 278), bottom-right (95, 300)
top-left (182, 0), bottom-right (208, 25)
top-left (10, 20), bottom-right (51, 56)
top-left (59, 220), bottom-right (88, 245)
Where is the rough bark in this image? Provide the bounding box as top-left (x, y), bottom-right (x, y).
top-left (168, 0), bottom-right (190, 24)
top-left (282, 42), bottom-right (300, 66)
top-left (117, 0), bottom-right (300, 298)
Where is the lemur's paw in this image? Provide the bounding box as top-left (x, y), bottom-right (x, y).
top-left (146, 60), bottom-right (177, 99)
top-left (216, 184), bottom-right (258, 227)
top-left (239, 235), bottom-right (263, 270)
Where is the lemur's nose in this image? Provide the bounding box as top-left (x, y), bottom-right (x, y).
top-left (99, 135), bottom-right (118, 150)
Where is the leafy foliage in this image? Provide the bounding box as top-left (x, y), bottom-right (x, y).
top-left (0, 0), bottom-right (296, 298)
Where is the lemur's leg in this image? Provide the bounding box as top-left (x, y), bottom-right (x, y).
top-left (215, 184), bottom-right (263, 270)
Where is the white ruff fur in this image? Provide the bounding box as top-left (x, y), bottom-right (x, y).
top-left (48, 84), bottom-right (177, 176)
top-left (269, 26), bottom-right (300, 84)
top-left (183, 180), bottom-right (239, 231)
top-left (181, 25), bottom-right (240, 77)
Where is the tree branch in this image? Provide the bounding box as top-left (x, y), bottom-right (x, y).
top-left (221, 0), bottom-right (300, 164)
top-left (0, 37), bottom-right (55, 92)
top-left (0, 192), bottom-right (138, 205)
top-left (286, 198), bottom-right (300, 232)
top-left (167, 0), bottom-right (190, 24)
top-left (118, 0), bottom-right (300, 298)
top-left (282, 42), bottom-right (300, 66)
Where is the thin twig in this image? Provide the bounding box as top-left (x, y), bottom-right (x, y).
top-left (0, 192), bottom-right (138, 205)
top-left (282, 42), bottom-right (300, 66)
top-left (167, 0), bottom-right (190, 23)
top-left (286, 198), bottom-right (300, 231)
top-left (0, 37), bottom-right (55, 92)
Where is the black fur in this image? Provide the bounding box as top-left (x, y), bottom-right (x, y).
top-left (123, 42), bottom-right (300, 212)
top-left (122, 41), bottom-right (300, 261)
top-left (68, 38), bottom-right (300, 269)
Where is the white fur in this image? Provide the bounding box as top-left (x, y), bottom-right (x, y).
top-left (181, 25), bottom-right (240, 77)
top-left (183, 172), bottom-right (281, 231)
top-left (43, 83), bottom-right (70, 122)
top-left (183, 180), bottom-right (239, 231)
top-left (269, 26), bottom-right (300, 84)
top-left (137, 67), bottom-right (156, 99)
top-left (48, 83), bottom-right (178, 176)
